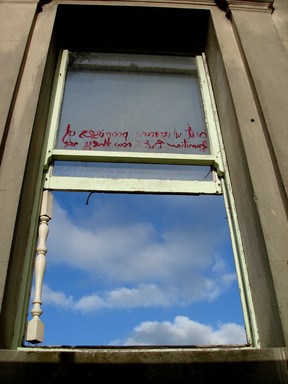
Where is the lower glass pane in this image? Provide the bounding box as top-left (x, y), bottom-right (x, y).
top-left (26, 192), bottom-right (247, 347)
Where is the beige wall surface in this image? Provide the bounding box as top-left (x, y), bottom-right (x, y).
top-left (0, 2), bottom-right (37, 147)
top-left (0, 0), bottom-right (37, 325)
top-left (0, 0), bottom-right (57, 346)
top-left (273, 0), bottom-right (288, 54)
top-left (232, 9), bottom-right (288, 198)
top-left (0, 0), bottom-right (288, 382)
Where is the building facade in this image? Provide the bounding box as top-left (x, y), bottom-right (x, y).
top-left (0, 0), bottom-right (288, 382)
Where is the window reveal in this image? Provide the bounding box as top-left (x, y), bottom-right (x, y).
top-left (25, 51), bottom-right (254, 347)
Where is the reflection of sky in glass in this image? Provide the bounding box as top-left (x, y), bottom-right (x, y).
top-left (27, 192), bottom-right (247, 347)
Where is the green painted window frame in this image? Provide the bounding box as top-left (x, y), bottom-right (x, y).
top-left (27, 49), bottom-right (259, 348)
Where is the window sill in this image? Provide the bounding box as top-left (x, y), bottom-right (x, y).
top-left (1, 346), bottom-right (287, 383)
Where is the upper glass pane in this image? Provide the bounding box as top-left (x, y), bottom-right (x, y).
top-left (55, 53), bottom-right (210, 155)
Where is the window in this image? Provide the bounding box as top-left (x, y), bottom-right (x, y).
top-left (25, 50), bottom-right (256, 347)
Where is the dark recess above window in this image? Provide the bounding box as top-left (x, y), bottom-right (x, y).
top-left (55, 5), bottom-right (209, 56)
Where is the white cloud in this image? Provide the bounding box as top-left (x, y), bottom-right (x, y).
top-left (42, 282), bottom-right (205, 313)
top-left (117, 316), bottom-right (247, 346)
top-left (42, 270), bottom-right (233, 313)
top-left (42, 284), bottom-right (246, 345)
top-left (42, 284), bottom-right (74, 309)
top-left (45, 196), bottom-right (235, 306)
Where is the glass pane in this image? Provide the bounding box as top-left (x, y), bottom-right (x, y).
top-left (56, 53), bottom-right (210, 155)
top-left (53, 161), bottom-right (213, 181)
top-left (26, 192), bottom-right (247, 347)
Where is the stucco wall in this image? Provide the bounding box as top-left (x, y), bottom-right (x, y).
top-left (0, 0), bottom-right (287, 382)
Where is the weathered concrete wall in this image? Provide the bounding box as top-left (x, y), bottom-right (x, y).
top-left (0, 1), bottom-right (37, 147)
top-left (232, 9), bottom-right (288, 199)
top-left (0, 0), bottom-right (37, 313)
top-left (223, 3), bottom-right (288, 346)
top-left (273, 0), bottom-right (288, 54)
top-left (206, 6), bottom-right (288, 348)
top-left (0, 0), bottom-right (57, 348)
top-left (0, 0), bottom-right (288, 382)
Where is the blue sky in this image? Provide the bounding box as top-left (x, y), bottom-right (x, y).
top-left (26, 191), bottom-right (247, 347)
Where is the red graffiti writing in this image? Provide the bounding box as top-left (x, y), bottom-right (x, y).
top-left (79, 129), bottom-right (129, 142)
top-left (60, 123), bottom-right (210, 153)
top-left (62, 124), bottom-right (79, 147)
